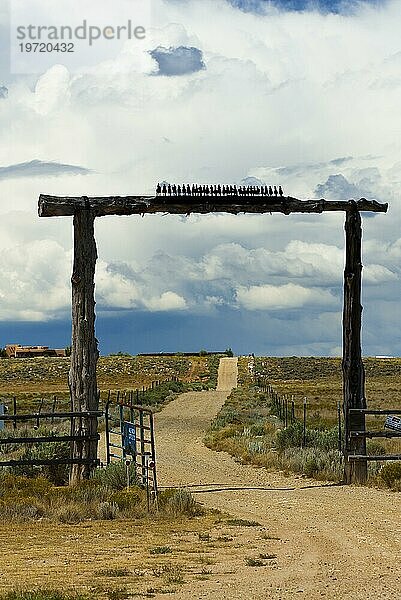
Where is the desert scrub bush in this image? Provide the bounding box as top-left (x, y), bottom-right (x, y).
top-left (206, 384), bottom-right (346, 481)
top-left (139, 380), bottom-right (186, 409)
top-left (9, 440), bottom-right (70, 485)
top-left (158, 488), bottom-right (203, 517)
top-left (275, 447), bottom-right (343, 480)
top-left (379, 461), bottom-right (401, 490)
top-left (109, 488), bottom-right (147, 517)
top-left (55, 479), bottom-right (110, 503)
top-left (0, 473), bottom-right (52, 498)
top-left (91, 461), bottom-right (140, 491)
top-left (275, 422), bottom-right (339, 452)
top-left (96, 501), bottom-right (119, 520)
top-left (55, 503), bottom-right (88, 524)
top-left (0, 499), bottom-right (45, 522)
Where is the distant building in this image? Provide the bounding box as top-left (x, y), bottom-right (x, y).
top-left (5, 344), bottom-right (66, 358)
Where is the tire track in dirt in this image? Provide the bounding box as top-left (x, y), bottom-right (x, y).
top-left (154, 358), bottom-right (401, 599)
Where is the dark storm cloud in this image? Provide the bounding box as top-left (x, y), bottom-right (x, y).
top-left (150, 46), bottom-right (205, 76)
top-left (0, 159), bottom-right (92, 180)
top-left (228, 0), bottom-right (384, 14)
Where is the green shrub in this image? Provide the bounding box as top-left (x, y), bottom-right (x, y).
top-left (91, 462), bottom-right (139, 491)
top-left (277, 447), bottom-right (343, 480)
top-left (158, 488), bottom-right (203, 517)
top-left (380, 462), bottom-right (401, 488)
top-left (110, 488), bottom-right (143, 510)
top-left (0, 474), bottom-right (52, 498)
top-left (275, 422), bottom-right (303, 450)
top-left (275, 422), bottom-right (339, 452)
top-left (210, 408), bottom-right (242, 430)
top-left (56, 479), bottom-right (110, 504)
top-left (10, 441), bottom-right (70, 485)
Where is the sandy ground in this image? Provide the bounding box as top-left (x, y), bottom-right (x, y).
top-left (154, 358), bottom-right (401, 599)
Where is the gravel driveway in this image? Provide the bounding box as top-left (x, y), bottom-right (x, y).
top-left (154, 358), bottom-right (401, 599)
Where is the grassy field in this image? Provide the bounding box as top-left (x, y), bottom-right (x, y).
top-left (205, 356), bottom-right (401, 488)
top-left (254, 356), bottom-right (401, 434)
top-left (0, 354), bottom-right (219, 412)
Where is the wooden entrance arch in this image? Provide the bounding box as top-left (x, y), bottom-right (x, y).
top-left (38, 191), bottom-right (388, 484)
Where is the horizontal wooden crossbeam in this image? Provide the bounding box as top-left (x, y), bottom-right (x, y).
top-left (0, 410), bottom-right (103, 421)
top-left (348, 455), bottom-right (401, 461)
top-left (0, 434), bottom-right (100, 445)
top-left (350, 431), bottom-right (401, 438)
top-left (39, 194), bottom-right (388, 217)
top-left (349, 408), bottom-right (401, 415)
top-left (0, 458), bottom-right (100, 467)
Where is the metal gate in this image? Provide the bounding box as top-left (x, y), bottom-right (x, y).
top-left (104, 391), bottom-right (158, 506)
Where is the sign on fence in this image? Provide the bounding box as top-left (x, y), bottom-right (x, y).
top-left (384, 415), bottom-right (401, 432)
top-left (123, 421), bottom-right (136, 456)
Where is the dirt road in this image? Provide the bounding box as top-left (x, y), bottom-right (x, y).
top-left (155, 358), bottom-right (401, 599)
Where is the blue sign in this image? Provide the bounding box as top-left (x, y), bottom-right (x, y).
top-left (123, 421), bottom-right (136, 456)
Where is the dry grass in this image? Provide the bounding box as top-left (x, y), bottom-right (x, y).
top-left (253, 356), bottom-right (401, 425)
top-left (251, 356), bottom-right (401, 459)
top-left (0, 355), bottom-right (218, 413)
top-left (0, 516), bottom-right (270, 598)
top-left (0, 355), bottom-right (213, 393)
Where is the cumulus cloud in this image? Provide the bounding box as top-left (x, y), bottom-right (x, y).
top-left (0, 240), bottom-right (71, 321)
top-left (147, 291), bottom-right (187, 311)
top-left (95, 261), bottom-right (187, 313)
top-left (1, 0), bottom-right (400, 354)
top-left (315, 174), bottom-right (364, 200)
top-left (236, 283), bottom-right (337, 310)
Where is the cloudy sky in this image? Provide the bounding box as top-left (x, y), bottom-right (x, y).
top-left (0, 0), bottom-right (400, 356)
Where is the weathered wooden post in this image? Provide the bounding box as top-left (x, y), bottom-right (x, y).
top-left (342, 203), bottom-right (367, 484)
top-left (69, 204), bottom-right (99, 483)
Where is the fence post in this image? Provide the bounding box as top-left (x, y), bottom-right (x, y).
top-left (337, 401), bottom-right (342, 452)
top-left (284, 396), bottom-right (288, 428)
top-left (13, 397), bottom-right (17, 430)
top-left (302, 397), bottom-right (307, 448)
top-left (342, 206), bottom-right (367, 484)
top-left (51, 395), bottom-right (57, 423)
top-left (69, 206), bottom-right (99, 483)
top-left (105, 391), bottom-right (111, 465)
